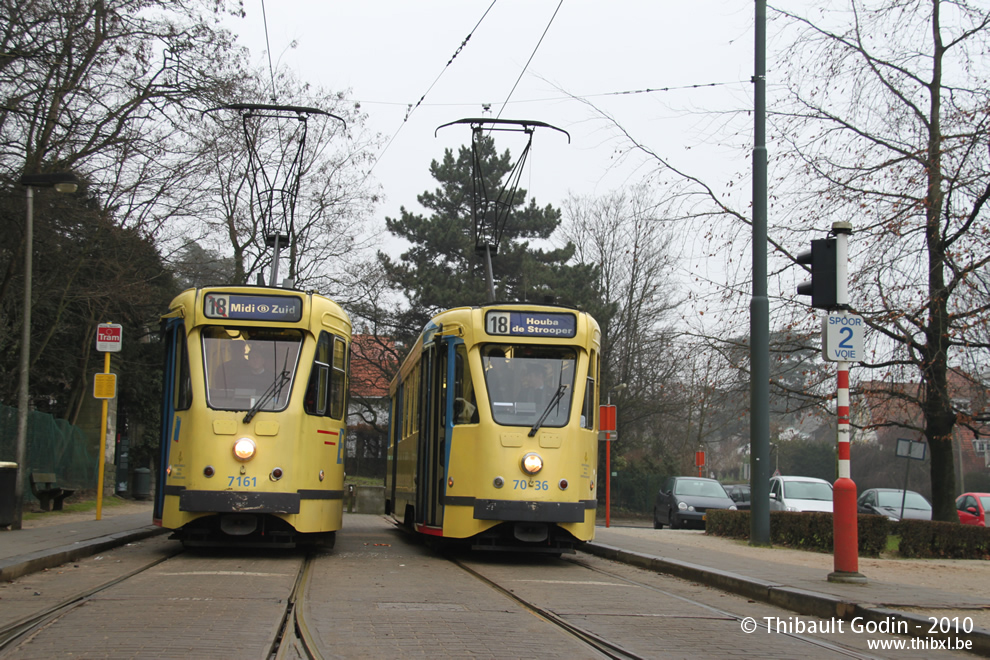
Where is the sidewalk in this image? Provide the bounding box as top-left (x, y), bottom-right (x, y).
top-left (0, 501), bottom-right (163, 581)
top-left (2, 508), bottom-right (988, 655)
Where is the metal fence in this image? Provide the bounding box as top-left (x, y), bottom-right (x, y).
top-left (606, 471), bottom-right (666, 515)
top-left (0, 404), bottom-right (96, 501)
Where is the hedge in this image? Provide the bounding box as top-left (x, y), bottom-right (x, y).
top-left (704, 509), bottom-right (990, 559)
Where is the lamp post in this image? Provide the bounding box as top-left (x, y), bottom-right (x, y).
top-left (11, 172), bottom-right (78, 530)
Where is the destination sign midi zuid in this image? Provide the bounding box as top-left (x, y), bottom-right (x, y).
top-left (485, 310), bottom-right (577, 338)
top-left (204, 293), bottom-right (303, 323)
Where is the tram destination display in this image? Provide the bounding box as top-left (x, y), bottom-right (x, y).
top-left (485, 310), bottom-right (577, 338)
top-left (203, 293), bottom-right (303, 322)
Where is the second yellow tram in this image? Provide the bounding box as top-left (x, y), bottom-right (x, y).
top-left (386, 304), bottom-right (601, 552)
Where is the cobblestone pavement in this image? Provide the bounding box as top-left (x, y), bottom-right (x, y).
top-left (2, 510), bottom-right (988, 659)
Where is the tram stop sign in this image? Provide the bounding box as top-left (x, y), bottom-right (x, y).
top-left (96, 323), bottom-right (123, 352)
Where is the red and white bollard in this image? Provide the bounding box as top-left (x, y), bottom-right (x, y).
top-left (829, 362), bottom-right (865, 582)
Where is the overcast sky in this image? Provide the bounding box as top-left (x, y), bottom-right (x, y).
top-left (224, 1), bottom-right (756, 240)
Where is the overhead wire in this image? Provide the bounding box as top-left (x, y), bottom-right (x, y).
top-left (494, 0), bottom-right (563, 121)
top-left (350, 80), bottom-right (747, 109)
top-left (260, 0), bottom-right (278, 103)
top-left (365, 0), bottom-right (498, 178)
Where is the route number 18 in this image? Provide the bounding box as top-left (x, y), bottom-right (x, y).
top-left (487, 311), bottom-right (510, 335)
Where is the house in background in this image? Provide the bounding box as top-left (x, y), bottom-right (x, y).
top-left (855, 369), bottom-right (990, 494)
top-left (346, 334), bottom-right (397, 479)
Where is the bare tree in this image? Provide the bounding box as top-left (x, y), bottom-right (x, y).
top-left (577, 1), bottom-right (990, 521)
top-left (0, 0), bottom-right (248, 421)
top-left (766, 0), bottom-right (990, 520)
top-left (559, 188), bottom-right (682, 458)
top-left (185, 70), bottom-right (383, 294)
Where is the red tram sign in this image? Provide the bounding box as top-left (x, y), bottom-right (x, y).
top-left (96, 323), bottom-right (123, 352)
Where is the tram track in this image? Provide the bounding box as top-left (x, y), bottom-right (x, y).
top-left (447, 550), bottom-right (888, 660)
top-left (0, 546), bottom-right (182, 656)
top-left (450, 554), bottom-right (646, 659)
top-left (271, 553), bottom-right (322, 660)
top-left (563, 555), bottom-right (885, 660)
top-left (1, 544), bottom-right (324, 660)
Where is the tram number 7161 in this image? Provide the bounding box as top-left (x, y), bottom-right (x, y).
top-left (513, 479), bottom-right (549, 490)
top-left (228, 476), bottom-right (257, 488)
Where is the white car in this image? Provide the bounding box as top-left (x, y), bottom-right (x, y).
top-left (769, 475), bottom-right (833, 513)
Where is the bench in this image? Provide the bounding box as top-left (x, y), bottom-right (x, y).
top-left (30, 472), bottom-right (75, 512)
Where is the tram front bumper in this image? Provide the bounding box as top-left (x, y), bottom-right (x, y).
top-left (472, 498), bottom-right (594, 523)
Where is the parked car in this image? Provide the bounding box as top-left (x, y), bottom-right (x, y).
top-left (653, 476), bottom-right (736, 529)
top-left (768, 475), bottom-right (833, 513)
top-left (723, 484), bottom-right (751, 510)
top-left (857, 488), bottom-right (932, 521)
top-left (956, 492), bottom-right (990, 527)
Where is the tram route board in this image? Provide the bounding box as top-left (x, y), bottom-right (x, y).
top-left (204, 293), bottom-right (303, 322)
top-left (485, 310), bottom-right (577, 338)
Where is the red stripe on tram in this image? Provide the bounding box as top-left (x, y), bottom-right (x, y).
top-left (318, 428), bottom-right (338, 445)
top-left (416, 524), bottom-right (444, 536)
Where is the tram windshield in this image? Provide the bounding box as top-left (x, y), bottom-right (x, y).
top-left (202, 327), bottom-right (303, 412)
top-left (482, 345), bottom-right (576, 428)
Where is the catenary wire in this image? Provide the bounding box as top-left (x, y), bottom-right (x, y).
top-left (494, 0), bottom-right (564, 121)
top-left (366, 0), bottom-right (499, 178)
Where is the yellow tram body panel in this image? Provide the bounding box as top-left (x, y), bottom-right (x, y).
top-left (386, 304), bottom-right (601, 550)
top-left (157, 286), bottom-right (351, 545)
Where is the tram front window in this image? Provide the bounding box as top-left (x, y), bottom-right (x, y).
top-left (482, 345), bottom-right (576, 428)
top-left (202, 328), bottom-right (303, 411)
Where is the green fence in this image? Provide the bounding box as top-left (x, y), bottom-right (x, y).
top-left (0, 404), bottom-right (96, 501)
top-left (606, 471), bottom-right (666, 515)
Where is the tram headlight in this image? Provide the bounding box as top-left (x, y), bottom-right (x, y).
top-left (233, 437), bottom-right (256, 461)
top-left (521, 452), bottom-right (543, 475)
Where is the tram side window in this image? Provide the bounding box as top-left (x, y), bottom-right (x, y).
top-left (304, 332), bottom-right (331, 416)
top-left (329, 335), bottom-right (347, 419)
top-left (305, 332), bottom-right (347, 420)
top-left (580, 349), bottom-right (597, 429)
top-left (453, 344), bottom-right (478, 424)
top-left (175, 326), bottom-right (192, 411)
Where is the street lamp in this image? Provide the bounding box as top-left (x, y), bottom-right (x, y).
top-left (11, 172), bottom-right (78, 530)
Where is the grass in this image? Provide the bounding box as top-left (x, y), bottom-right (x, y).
top-left (345, 475), bottom-right (384, 487)
top-left (886, 534), bottom-right (901, 556)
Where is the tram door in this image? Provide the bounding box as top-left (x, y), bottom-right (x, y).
top-left (416, 339), bottom-right (447, 527)
top-left (154, 317), bottom-right (183, 523)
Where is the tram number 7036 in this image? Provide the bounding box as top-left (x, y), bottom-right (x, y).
top-left (513, 479), bottom-right (549, 490)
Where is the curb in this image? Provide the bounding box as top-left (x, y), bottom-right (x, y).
top-left (0, 526), bottom-right (167, 582)
top-left (581, 541), bottom-right (990, 657)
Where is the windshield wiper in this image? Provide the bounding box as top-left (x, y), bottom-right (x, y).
top-left (529, 383), bottom-right (568, 437)
top-left (243, 370), bottom-right (291, 423)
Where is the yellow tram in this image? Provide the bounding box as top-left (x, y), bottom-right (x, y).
top-left (154, 285), bottom-right (351, 547)
top-left (386, 304), bottom-right (601, 552)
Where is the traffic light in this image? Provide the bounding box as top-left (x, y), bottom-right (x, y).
top-left (796, 238), bottom-right (837, 309)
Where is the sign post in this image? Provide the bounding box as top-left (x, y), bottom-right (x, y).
top-left (895, 438), bottom-right (926, 521)
top-left (600, 405), bottom-right (616, 528)
top-left (94, 323), bottom-right (121, 520)
top-left (821, 223), bottom-right (867, 584)
top-left (695, 450), bottom-right (706, 477)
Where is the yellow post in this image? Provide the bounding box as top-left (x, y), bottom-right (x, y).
top-left (96, 351), bottom-right (110, 520)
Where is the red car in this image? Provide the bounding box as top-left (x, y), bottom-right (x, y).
top-left (955, 492), bottom-right (990, 526)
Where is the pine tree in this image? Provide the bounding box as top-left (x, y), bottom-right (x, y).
top-left (379, 135), bottom-right (602, 334)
